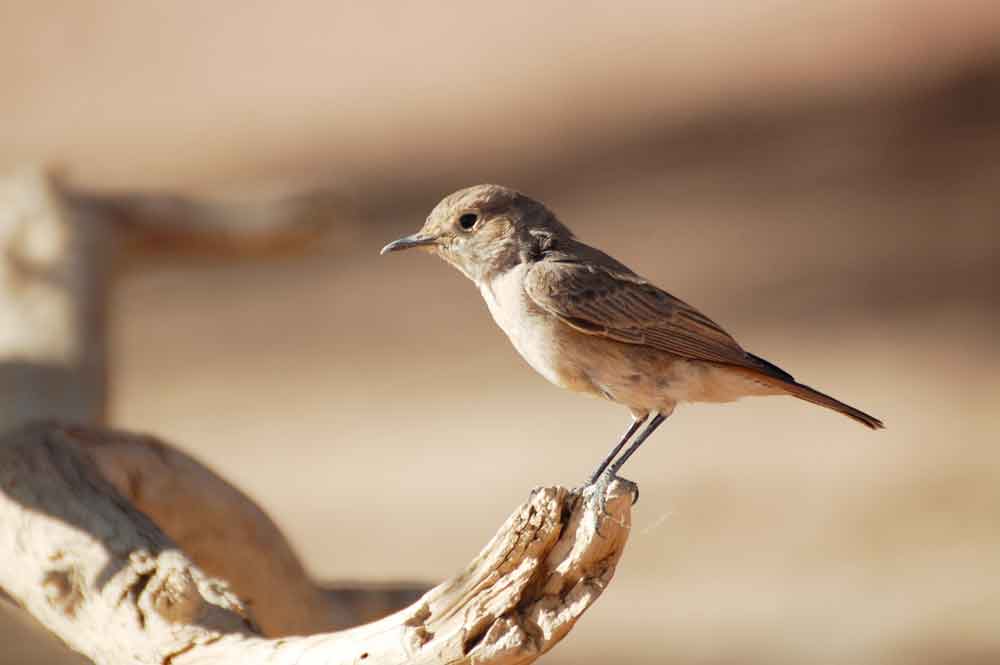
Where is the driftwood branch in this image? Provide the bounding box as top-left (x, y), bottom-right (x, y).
top-left (0, 422), bottom-right (633, 665)
top-left (66, 426), bottom-right (426, 635)
top-left (66, 425), bottom-right (354, 636)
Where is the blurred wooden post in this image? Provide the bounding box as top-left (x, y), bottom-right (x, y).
top-left (0, 168), bottom-right (114, 432)
top-left (0, 167), bottom-right (342, 434)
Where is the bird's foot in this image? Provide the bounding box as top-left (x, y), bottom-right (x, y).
top-left (582, 469), bottom-right (638, 536)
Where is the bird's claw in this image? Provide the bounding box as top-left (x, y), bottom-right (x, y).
top-left (582, 469), bottom-right (638, 536)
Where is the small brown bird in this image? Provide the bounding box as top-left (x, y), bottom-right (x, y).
top-left (381, 185), bottom-right (882, 486)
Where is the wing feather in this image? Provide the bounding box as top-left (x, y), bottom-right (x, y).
top-left (523, 257), bottom-right (765, 371)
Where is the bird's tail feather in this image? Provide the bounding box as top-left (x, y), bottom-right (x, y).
top-left (741, 353), bottom-right (883, 430)
top-left (778, 380), bottom-right (884, 430)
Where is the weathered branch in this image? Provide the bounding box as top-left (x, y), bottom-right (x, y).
top-left (58, 426), bottom-right (432, 634)
top-left (0, 422), bottom-right (633, 665)
top-left (66, 425), bottom-right (350, 636)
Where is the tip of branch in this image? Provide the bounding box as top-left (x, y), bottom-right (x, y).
top-left (412, 479), bottom-right (634, 664)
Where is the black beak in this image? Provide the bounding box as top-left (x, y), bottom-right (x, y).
top-left (379, 233), bottom-right (437, 255)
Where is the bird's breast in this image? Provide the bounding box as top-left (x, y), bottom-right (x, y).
top-left (479, 266), bottom-right (583, 390)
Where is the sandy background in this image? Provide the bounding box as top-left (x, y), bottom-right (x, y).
top-left (3, 2), bottom-right (1000, 664)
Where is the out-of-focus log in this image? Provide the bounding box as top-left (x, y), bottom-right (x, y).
top-left (73, 186), bottom-right (346, 259)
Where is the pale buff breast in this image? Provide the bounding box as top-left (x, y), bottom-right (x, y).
top-left (479, 264), bottom-right (592, 391)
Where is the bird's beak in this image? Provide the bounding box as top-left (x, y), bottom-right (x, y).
top-left (379, 232), bottom-right (438, 255)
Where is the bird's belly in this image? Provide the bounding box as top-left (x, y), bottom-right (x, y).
top-left (563, 342), bottom-right (780, 410)
top-left (641, 359), bottom-right (780, 404)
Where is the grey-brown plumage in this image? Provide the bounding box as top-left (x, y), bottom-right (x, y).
top-left (381, 184), bottom-right (883, 482)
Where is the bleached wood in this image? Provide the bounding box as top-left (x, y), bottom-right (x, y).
top-left (0, 422), bottom-right (633, 665)
top-left (67, 425), bottom-right (352, 635)
top-left (0, 423), bottom-right (255, 665)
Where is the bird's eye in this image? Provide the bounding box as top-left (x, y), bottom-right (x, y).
top-left (458, 213), bottom-right (478, 230)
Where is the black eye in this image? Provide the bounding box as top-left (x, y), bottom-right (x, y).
top-left (458, 213), bottom-right (478, 230)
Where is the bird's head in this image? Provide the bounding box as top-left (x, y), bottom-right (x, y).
top-left (380, 184), bottom-right (573, 283)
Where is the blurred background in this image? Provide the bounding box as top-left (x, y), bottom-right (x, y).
top-left (3, 1), bottom-right (1000, 663)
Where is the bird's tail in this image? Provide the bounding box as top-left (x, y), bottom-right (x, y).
top-left (742, 353), bottom-right (884, 430)
top-left (778, 380), bottom-right (884, 430)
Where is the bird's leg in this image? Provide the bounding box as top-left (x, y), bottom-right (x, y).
top-left (586, 413), bottom-right (667, 525)
top-left (607, 412), bottom-right (668, 476)
top-left (587, 415), bottom-right (648, 484)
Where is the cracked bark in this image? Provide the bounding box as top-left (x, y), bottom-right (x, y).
top-left (0, 422), bottom-right (633, 665)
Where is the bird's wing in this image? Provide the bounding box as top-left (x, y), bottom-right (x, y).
top-left (524, 258), bottom-right (768, 371)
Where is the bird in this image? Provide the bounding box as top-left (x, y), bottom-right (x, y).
top-left (380, 184), bottom-right (883, 490)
